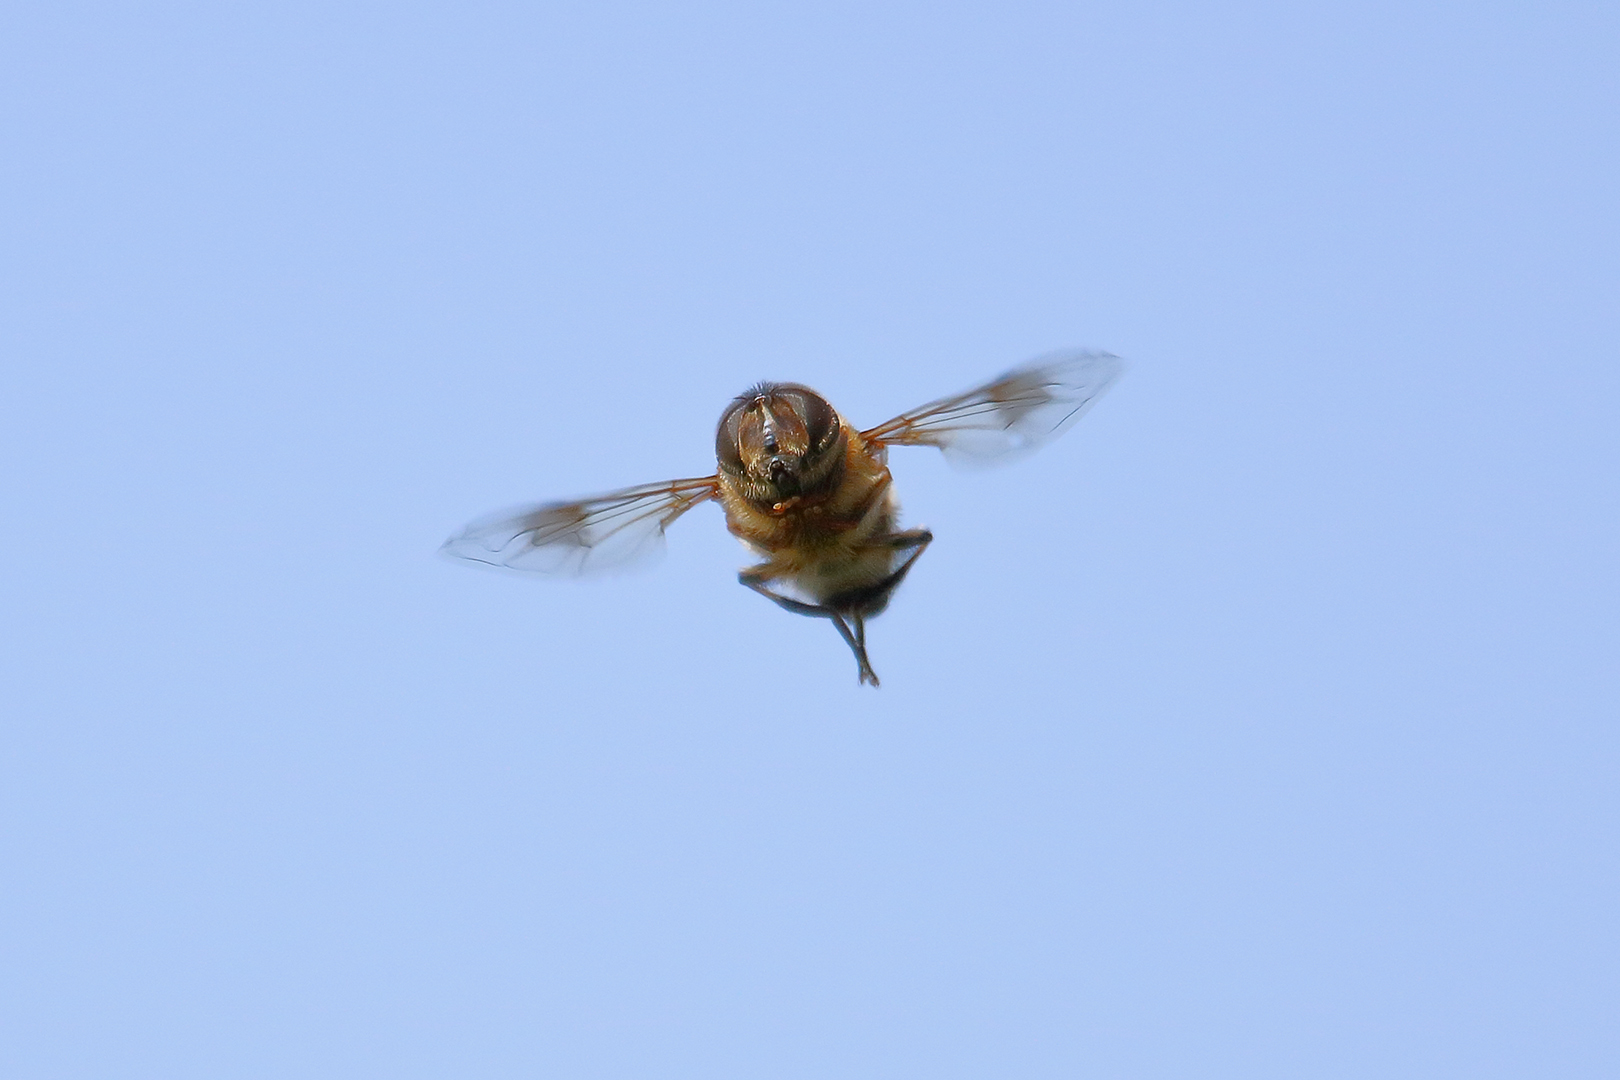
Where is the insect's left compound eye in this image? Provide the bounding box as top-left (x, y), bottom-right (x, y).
top-left (773, 387), bottom-right (839, 453)
top-left (714, 397), bottom-right (749, 473)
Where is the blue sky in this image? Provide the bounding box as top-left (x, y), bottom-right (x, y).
top-left (2, 2), bottom-right (1616, 1077)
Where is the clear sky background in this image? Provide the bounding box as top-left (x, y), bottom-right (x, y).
top-left (2, 2), bottom-right (1616, 1077)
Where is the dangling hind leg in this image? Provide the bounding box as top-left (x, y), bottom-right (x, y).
top-left (738, 568), bottom-right (882, 686)
top-left (830, 612), bottom-right (880, 686)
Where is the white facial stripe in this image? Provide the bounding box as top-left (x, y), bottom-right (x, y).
top-left (758, 400), bottom-right (779, 450)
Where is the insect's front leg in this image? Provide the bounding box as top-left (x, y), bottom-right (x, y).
top-left (738, 564), bottom-right (882, 686)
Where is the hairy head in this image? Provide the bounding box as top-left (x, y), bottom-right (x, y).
top-left (716, 382), bottom-right (845, 506)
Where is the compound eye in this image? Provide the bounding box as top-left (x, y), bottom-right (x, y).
top-left (714, 398), bottom-right (747, 471)
top-left (781, 388), bottom-right (839, 451)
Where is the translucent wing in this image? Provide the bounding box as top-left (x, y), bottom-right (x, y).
top-left (861, 350), bottom-right (1124, 465)
top-left (441, 476), bottom-right (719, 574)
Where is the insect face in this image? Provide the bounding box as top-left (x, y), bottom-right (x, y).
top-left (715, 382), bottom-right (844, 506)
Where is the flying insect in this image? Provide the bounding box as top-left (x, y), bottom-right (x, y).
top-left (443, 350), bottom-right (1124, 685)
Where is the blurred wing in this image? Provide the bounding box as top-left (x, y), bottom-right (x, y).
top-left (441, 476), bottom-right (719, 574)
top-left (861, 350), bottom-right (1124, 465)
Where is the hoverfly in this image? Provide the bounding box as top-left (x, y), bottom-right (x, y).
top-left (443, 351), bottom-right (1123, 686)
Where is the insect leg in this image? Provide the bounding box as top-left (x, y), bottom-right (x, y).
top-left (738, 569), bottom-right (882, 686)
top-left (872, 527), bottom-right (933, 552)
top-left (873, 528), bottom-right (933, 593)
top-left (827, 529), bottom-right (934, 614)
top-left (830, 613), bottom-right (880, 687)
top-left (849, 612), bottom-right (880, 686)
top-left (737, 564), bottom-right (822, 616)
